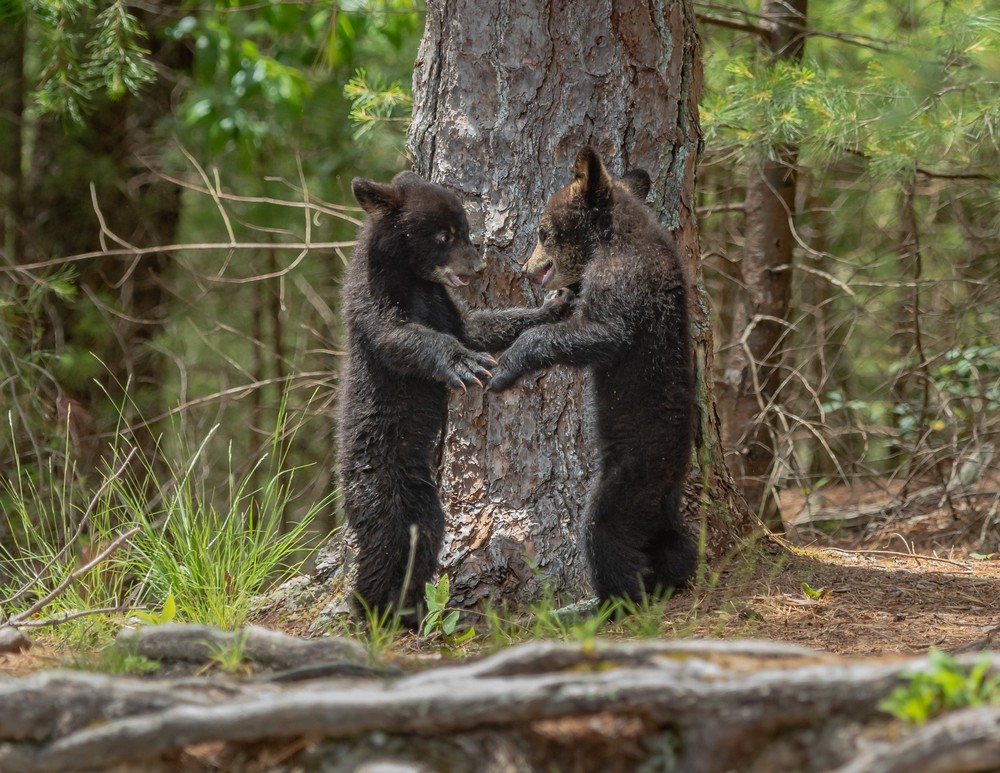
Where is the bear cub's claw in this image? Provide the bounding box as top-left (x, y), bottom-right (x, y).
top-left (446, 350), bottom-right (496, 391)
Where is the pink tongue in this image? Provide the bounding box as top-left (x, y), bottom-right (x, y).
top-left (533, 265), bottom-right (553, 286)
top-left (451, 274), bottom-right (470, 287)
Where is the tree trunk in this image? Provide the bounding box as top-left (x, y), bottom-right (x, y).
top-left (889, 175), bottom-right (933, 488)
top-left (0, 17), bottom-right (24, 261)
top-left (20, 5), bottom-right (190, 473)
top-left (717, 0), bottom-right (807, 527)
top-left (408, 0), bottom-right (752, 610)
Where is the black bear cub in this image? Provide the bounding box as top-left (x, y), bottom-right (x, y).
top-left (491, 147), bottom-right (698, 604)
top-left (338, 171), bottom-right (571, 625)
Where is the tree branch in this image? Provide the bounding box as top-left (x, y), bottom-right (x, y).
top-left (695, 12), bottom-right (767, 37)
top-left (9, 527), bottom-right (141, 626)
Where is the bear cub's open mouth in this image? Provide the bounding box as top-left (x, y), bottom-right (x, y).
top-left (531, 260), bottom-right (554, 287)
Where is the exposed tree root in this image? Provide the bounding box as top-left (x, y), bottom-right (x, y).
top-left (0, 625), bottom-right (31, 654)
top-left (116, 623), bottom-right (368, 672)
top-left (833, 707), bottom-right (1000, 773)
top-left (1, 634), bottom-right (998, 773)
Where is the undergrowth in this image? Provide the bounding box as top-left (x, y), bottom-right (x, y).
top-left (2, 389), bottom-right (770, 669)
top-left (880, 649), bottom-right (1000, 724)
top-left (0, 399), bottom-right (331, 647)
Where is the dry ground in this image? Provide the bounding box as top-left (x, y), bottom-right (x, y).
top-left (669, 481), bottom-right (1000, 656)
top-left (662, 542), bottom-right (1000, 657)
top-left (2, 483), bottom-right (999, 675)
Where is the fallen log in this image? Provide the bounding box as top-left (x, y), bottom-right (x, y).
top-left (0, 637), bottom-right (997, 773)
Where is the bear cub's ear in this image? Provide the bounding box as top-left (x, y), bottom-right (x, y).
top-left (619, 169), bottom-right (652, 202)
top-left (390, 171), bottom-right (425, 191)
top-left (352, 177), bottom-right (400, 215)
top-left (573, 146), bottom-right (613, 210)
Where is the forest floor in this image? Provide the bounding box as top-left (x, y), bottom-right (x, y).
top-left (2, 487), bottom-right (999, 772)
top-left (729, 480), bottom-right (1000, 656)
top-left (658, 536), bottom-right (1000, 658)
top-left (2, 482), bottom-right (999, 675)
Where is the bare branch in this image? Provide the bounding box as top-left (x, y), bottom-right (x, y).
top-left (95, 371), bottom-right (335, 436)
top-left (697, 202), bottom-right (746, 216)
top-left (3, 241), bottom-right (355, 275)
top-left (695, 12), bottom-right (766, 37)
top-left (9, 527), bottom-right (141, 626)
top-left (1, 448), bottom-right (138, 609)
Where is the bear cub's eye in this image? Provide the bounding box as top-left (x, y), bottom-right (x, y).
top-left (435, 231), bottom-right (453, 245)
top-left (538, 225), bottom-right (549, 244)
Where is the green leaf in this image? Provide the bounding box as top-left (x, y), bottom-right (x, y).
top-left (449, 626), bottom-right (476, 645)
top-left (423, 581), bottom-right (438, 611)
top-left (50, 280), bottom-right (77, 301)
top-left (435, 574), bottom-right (450, 607)
top-left (160, 592), bottom-right (177, 624)
top-left (880, 650), bottom-right (1000, 724)
top-left (133, 592), bottom-right (176, 626)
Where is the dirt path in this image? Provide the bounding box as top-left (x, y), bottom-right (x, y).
top-left (665, 535), bottom-right (1000, 657)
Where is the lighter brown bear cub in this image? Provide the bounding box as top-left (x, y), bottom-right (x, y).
top-left (491, 147), bottom-right (697, 603)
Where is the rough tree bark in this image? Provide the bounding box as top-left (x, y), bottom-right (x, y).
top-left (407, 0), bottom-right (753, 610)
top-left (717, 0), bottom-right (807, 527)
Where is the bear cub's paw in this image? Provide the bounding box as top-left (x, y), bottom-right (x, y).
top-left (445, 347), bottom-right (497, 391)
top-left (541, 287), bottom-right (576, 319)
top-left (487, 354), bottom-right (522, 393)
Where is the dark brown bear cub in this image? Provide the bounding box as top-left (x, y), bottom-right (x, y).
top-left (338, 171), bottom-right (571, 625)
top-left (491, 147), bottom-right (697, 604)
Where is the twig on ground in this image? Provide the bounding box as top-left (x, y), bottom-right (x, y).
top-left (821, 547), bottom-right (973, 572)
top-left (9, 527), bottom-right (141, 626)
top-left (1, 449), bottom-right (137, 609)
top-left (14, 605), bottom-right (138, 629)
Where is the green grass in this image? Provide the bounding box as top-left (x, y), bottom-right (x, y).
top-left (1, 401), bottom-right (331, 643)
top-left (121, 424), bottom-right (331, 630)
top-left (2, 391), bottom-right (763, 669)
top-left (63, 645), bottom-right (162, 676)
top-left (0, 415), bottom-right (134, 646)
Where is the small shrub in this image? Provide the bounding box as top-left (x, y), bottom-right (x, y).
top-left (880, 649), bottom-right (1000, 724)
top-left (421, 575), bottom-right (459, 637)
